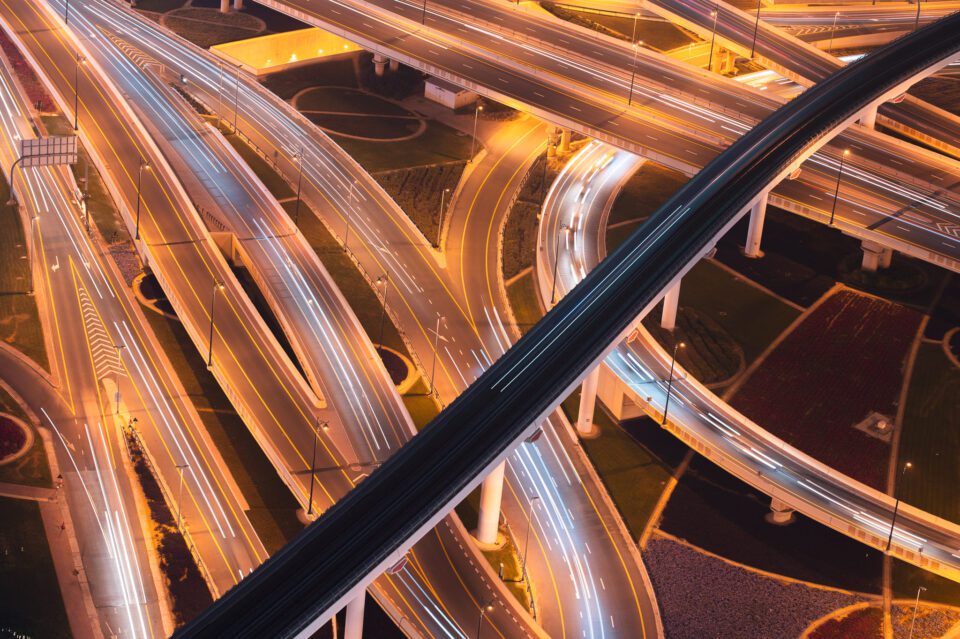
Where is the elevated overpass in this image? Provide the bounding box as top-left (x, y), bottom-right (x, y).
top-left (539, 138), bottom-right (960, 590)
top-left (175, 13), bottom-right (960, 639)
top-left (254, 0), bottom-right (960, 273)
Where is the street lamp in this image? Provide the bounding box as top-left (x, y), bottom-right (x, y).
top-left (73, 53), bottom-right (85, 131)
top-left (428, 315), bottom-right (445, 396)
top-left (64, 0), bottom-right (70, 24)
top-left (708, 6), bottom-right (719, 72)
top-left (233, 63), bottom-right (242, 132)
top-left (828, 11), bottom-right (840, 55)
top-left (750, 0), bottom-right (762, 58)
top-left (476, 601), bottom-right (494, 639)
top-left (470, 103), bottom-right (484, 162)
top-left (908, 586), bottom-right (927, 639)
top-left (306, 418), bottom-right (328, 516)
top-left (521, 495), bottom-right (540, 582)
top-left (915, 0), bottom-right (922, 30)
top-left (886, 461), bottom-right (912, 552)
top-left (135, 158), bottom-right (151, 240)
top-left (114, 343), bottom-right (126, 415)
top-left (627, 41), bottom-right (644, 106)
top-left (344, 181), bottom-right (357, 252)
top-left (829, 148), bottom-right (850, 226)
top-left (376, 273), bottom-right (390, 349)
top-left (207, 279), bottom-right (224, 368)
top-left (175, 463), bottom-right (189, 532)
top-left (550, 225), bottom-right (570, 305)
top-left (27, 214), bottom-right (38, 296)
top-left (661, 340), bottom-right (685, 425)
top-left (293, 148), bottom-right (304, 226)
top-left (216, 62), bottom-right (224, 125)
top-left (436, 187), bottom-right (450, 247)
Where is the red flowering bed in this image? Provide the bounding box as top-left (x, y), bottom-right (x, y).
top-left (0, 415), bottom-right (27, 461)
top-left (0, 28), bottom-right (54, 112)
top-left (731, 290), bottom-right (922, 490)
top-left (809, 605), bottom-right (882, 639)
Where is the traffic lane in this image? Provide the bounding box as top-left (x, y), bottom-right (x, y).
top-left (9, 0), bottom-right (358, 515)
top-left (75, 4), bottom-right (540, 636)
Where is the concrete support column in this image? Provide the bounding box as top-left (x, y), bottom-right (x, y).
top-left (860, 104), bottom-right (878, 129)
top-left (389, 58), bottom-right (399, 72)
top-left (373, 53), bottom-right (388, 77)
top-left (476, 461), bottom-right (505, 545)
top-left (577, 367), bottom-right (600, 437)
top-left (766, 498), bottom-right (795, 525)
top-left (861, 240), bottom-right (883, 273)
top-left (220, 0), bottom-right (229, 12)
top-left (344, 594), bottom-right (365, 639)
top-left (558, 128), bottom-right (571, 154)
top-left (744, 191), bottom-right (768, 258)
top-left (660, 280), bottom-right (681, 331)
top-left (880, 247), bottom-right (894, 269)
top-left (233, 0), bottom-right (243, 8)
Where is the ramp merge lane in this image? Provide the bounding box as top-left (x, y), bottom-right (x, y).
top-left (176, 14), bottom-right (960, 639)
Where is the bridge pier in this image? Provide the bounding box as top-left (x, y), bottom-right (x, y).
top-left (744, 191), bottom-right (768, 258)
top-left (576, 367), bottom-right (600, 437)
top-left (389, 58), bottom-right (399, 73)
top-left (660, 281), bottom-right (681, 331)
top-left (476, 461), bottom-right (505, 545)
top-left (220, 0), bottom-right (229, 12)
top-left (860, 104), bottom-right (878, 129)
top-left (880, 247), bottom-right (894, 269)
top-left (861, 239), bottom-right (884, 272)
top-left (558, 128), bottom-right (571, 154)
top-left (373, 53), bottom-right (389, 77)
top-left (344, 593), bottom-right (365, 639)
top-left (766, 498), bottom-right (795, 525)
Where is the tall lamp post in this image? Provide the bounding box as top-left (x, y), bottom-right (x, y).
top-left (207, 280), bottom-right (224, 368)
top-left (749, 0), bottom-right (762, 58)
top-left (915, 0), bottom-right (922, 30)
top-left (135, 158), bottom-right (151, 240)
top-left (627, 41), bottom-right (644, 106)
top-left (829, 148), bottom-right (850, 226)
top-left (908, 586), bottom-right (927, 639)
top-left (476, 601), bottom-right (494, 639)
top-left (550, 225), bottom-right (570, 305)
top-left (232, 63), bottom-right (242, 132)
top-left (436, 187), bottom-right (450, 247)
top-left (828, 11), bottom-right (840, 54)
top-left (306, 418), bottom-right (328, 516)
top-left (175, 463), bottom-right (189, 532)
top-left (707, 6), bottom-right (719, 72)
top-left (521, 495), bottom-right (540, 582)
top-left (376, 273), bottom-right (390, 348)
top-left (73, 53), bottom-right (85, 131)
top-left (886, 461), bottom-right (912, 552)
top-left (64, 0), bottom-right (70, 24)
top-left (470, 104), bottom-right (484, 162)
top-left (661, 340), bottom-right (685, 425)
top-left (428, 315), bottom-right (445, 396)
top-left (293, 148), bottom-right (304, 226)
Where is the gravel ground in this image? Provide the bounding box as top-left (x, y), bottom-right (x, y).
top-left (644, 535), bottom-right (870, 639)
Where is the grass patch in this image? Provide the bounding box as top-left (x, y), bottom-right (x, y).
top-left (897, 342), bottom-right (960, 525)
top-left (642, 307), bottom-right (742, 387)
top-left (333, 120), bottom-right (474, 173)
top-left (133, 0), bottom-right (187, 10)
top-left (262, 58), bottom-right (360, 99)
top-left (541, 4), bottom-right (697, 51)
top-left (401, 380), bottom-right (439, 431)
top-left (162, 8), bottom-right (265, 48)
top-left (0, 194), bottom-right (47, 371)
top-left (138, 302), bottom-right (303, 554)
top-left (606, 162), bottom-right (687, 252)
top-left (892, 559), bottom-right (960, 607)
top-left (306, 113), bottom-right (423, 140)
top-left (670, 260), bottom-right (799, 365)
top-left (483, 533), bottom-right (532, 610)
top-left (506, 271), bottom-right (544, 335)
top-left (0, 497), bottom-right (71, 638)
top-left (221, 128), bottom-right (295, 199)
top-left (295, 87), bottom-right (411, 117)
top-left (563, 393), bottom-right (673, 539)
top-left (0, 386), bottom-right (50, 488)
top-left (373, 163), bottom-right (466, 245)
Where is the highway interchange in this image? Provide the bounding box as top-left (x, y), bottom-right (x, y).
top-left (0, 0), bottom-right (958, 637)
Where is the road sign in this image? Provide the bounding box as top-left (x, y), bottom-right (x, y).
top-left (20, 136), bottom-right (78, 167)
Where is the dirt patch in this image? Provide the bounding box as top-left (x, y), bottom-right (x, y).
top-left (376, 346), bottom-right (409, 386)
